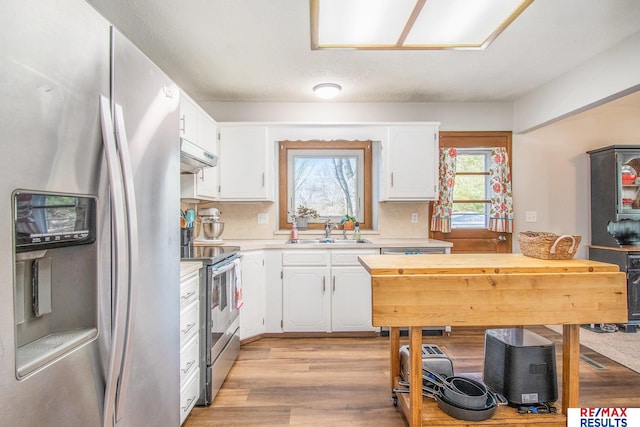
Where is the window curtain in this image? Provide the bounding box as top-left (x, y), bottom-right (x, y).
top-left (431, 148), bottom-right (457, 233)
top-left (488, 147), bottom-right (513, 233)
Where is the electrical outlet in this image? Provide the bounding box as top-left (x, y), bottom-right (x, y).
top-left (411, 212), bottom-right (419, 223)
top-left (525, 211), bottom-right (537, 223)
top-left (257, 213), bottom-right (269, 224)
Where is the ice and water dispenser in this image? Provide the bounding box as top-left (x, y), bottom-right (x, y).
top-left (13, 191), bottom-right (98, 378)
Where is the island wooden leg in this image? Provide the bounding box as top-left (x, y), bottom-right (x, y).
top-left (562, 324), bottom-right (580, 413)
top-left (390, 327), bottom-right (400, 390)
top-left (409, 326), bottom-right (422, 427)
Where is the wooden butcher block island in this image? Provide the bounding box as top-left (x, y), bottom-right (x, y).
top-left (358, 253), bottom-right (627, 427)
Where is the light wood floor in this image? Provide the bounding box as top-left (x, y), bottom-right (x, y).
top-left (183, 326), bottom-right (640, 426)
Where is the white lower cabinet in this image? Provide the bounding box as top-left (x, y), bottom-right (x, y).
top-left (264, 250), bottom-right (283, 333)
top-left (179, 264), bottom-right (201, 425)
top-left (330, 249), bottom-right (378, 332)
top-left (179, 334), bottom-right (199, 386)
top-left (179, 368), bottom-right (200, 425)
top-left (239, 250), bottom-right (266, 340)
top-left (331, 266), bottom-right (377, 332)
top-left (179, 301), bottom-right (199, 346)
top-left (282, 249), bottom-right (378, 332)
top-left (283, 265), bottom-right (330, 332)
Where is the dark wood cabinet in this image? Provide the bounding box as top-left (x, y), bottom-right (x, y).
top-left (587, 145), bottom-right (640, 246)
top-left (588, 145), bottom-right (640, 330)
top-left (589, 247), bottom-right (640, 329)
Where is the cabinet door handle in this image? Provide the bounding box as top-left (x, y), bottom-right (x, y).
top-left (180, 115), bottom-right (186, 133)
top-left (181, 359), bottom-right (196, 374)
top-left (332, 276), bottom-right (335, 293)
top-left (262, 172), bottom-right (265, 187)
top-left (181, 290), bottom-right (196, 301)
top-left (391, 172), bottom-right (394, 187)
top-left (182, 395), bottom-right (196, 412)
top-left (322, 276), bottom-right (326, 293)
top-left (181, 322), bottom-right (196, 335)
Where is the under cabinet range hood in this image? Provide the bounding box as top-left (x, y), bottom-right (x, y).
top-left (180, 138), bottom-right (217, 173)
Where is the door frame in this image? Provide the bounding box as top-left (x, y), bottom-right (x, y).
top-left (429, 131), bottom-right (513, 253)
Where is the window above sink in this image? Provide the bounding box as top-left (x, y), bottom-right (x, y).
top-left (278, 140), bottom-right (373, 231)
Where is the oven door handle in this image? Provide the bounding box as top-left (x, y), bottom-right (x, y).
top-left (211, 260), bottom-right (236, 276)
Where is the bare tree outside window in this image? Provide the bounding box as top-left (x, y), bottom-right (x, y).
top-left (293, 156), bottom-right (358, 219)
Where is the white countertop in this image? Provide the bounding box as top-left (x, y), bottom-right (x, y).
top-left (180, 261), bottom-right (202, 277)
top-left (194, 237), bottom-right (452, 251)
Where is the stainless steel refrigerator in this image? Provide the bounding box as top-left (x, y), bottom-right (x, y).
top-left (0, 0), bottom-right (181, 426)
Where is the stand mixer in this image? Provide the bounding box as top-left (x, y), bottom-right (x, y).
top-left (196, 207), bottom-right (225, 243)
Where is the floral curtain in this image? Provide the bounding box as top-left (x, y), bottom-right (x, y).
top-left (488, 147), bottom-right (513, 233)
top-left (431, 148), bottom-right (457, 233)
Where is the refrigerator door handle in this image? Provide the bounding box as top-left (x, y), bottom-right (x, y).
top-left (99, 95), bottom-right (130, 427)
top-left (113, 103), bottom-right (140, 423)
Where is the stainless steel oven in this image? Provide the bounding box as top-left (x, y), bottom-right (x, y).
top-left (206, 254), bottom-right (241, 404)
top-left (181, 245), bottom-right (241, 405)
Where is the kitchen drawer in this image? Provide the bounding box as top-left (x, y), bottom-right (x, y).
top-left (180, 270), bottom-right (199, 309)
top-left (180, 333), bottom-right (199, 387)
top-left (180, 301), bottom-right (199, 346)
top-left (179, 367), bottom-right (200, 425)
top-left (331, 249), bottom-right (379, 266)
top-left (282, 249), bottom-right (328, 266)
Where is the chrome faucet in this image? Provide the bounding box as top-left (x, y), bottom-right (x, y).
top-left (324, 220), bottom-right (338, 239)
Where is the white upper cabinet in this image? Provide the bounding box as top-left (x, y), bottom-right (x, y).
top-left (218, 126), bottom-right (273, 201)
top-left (179, 95), bottom-right (198, 143)
top-left (381, 125), bottom-right (439, 201)
top-left (180, 92), bottom-right (219, 200)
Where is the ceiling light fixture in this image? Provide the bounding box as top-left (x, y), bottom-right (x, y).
top-left (310, 0), bottom-right (534, 50)
top-left (313, 83), bottom-right (342, 99)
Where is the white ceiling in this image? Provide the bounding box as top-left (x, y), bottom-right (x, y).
top-left (87, 0), bottom-right (640, 104)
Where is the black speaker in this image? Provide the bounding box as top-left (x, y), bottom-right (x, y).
top-left (483, 328), bottom-right (557, 406)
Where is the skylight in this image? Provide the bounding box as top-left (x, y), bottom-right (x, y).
top-left (310, 0), bottom-right (534, 50)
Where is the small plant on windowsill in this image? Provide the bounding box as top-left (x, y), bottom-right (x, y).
top-left (289, 205), bottom-right (319, 230)
top-left (340, 214), bottom-right (357, 230)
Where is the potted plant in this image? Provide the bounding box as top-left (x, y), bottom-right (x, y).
top-left (340, 214), bottom-right (357, 230)
top-left (289, 205), bottom-right (319, 230)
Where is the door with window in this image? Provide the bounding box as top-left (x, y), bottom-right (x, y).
top-left (430, 131), bottom-right (513, 254)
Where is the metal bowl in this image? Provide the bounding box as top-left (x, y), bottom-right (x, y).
top-left (201, 221), bottom-right (224, 240)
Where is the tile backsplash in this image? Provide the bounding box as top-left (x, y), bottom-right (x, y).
top-left (181, 200), bottom-right (431, 240)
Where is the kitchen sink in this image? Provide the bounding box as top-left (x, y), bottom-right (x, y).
top-left (332, 239), bottom-right (372, 244)
top-left (286, 238), bottom-right (372, 244)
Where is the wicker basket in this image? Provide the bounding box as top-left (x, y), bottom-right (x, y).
top-left (517, 231), bottom-right (581, 260)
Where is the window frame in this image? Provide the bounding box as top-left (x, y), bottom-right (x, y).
top-left (278, 140), bottom-right (373, 230)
